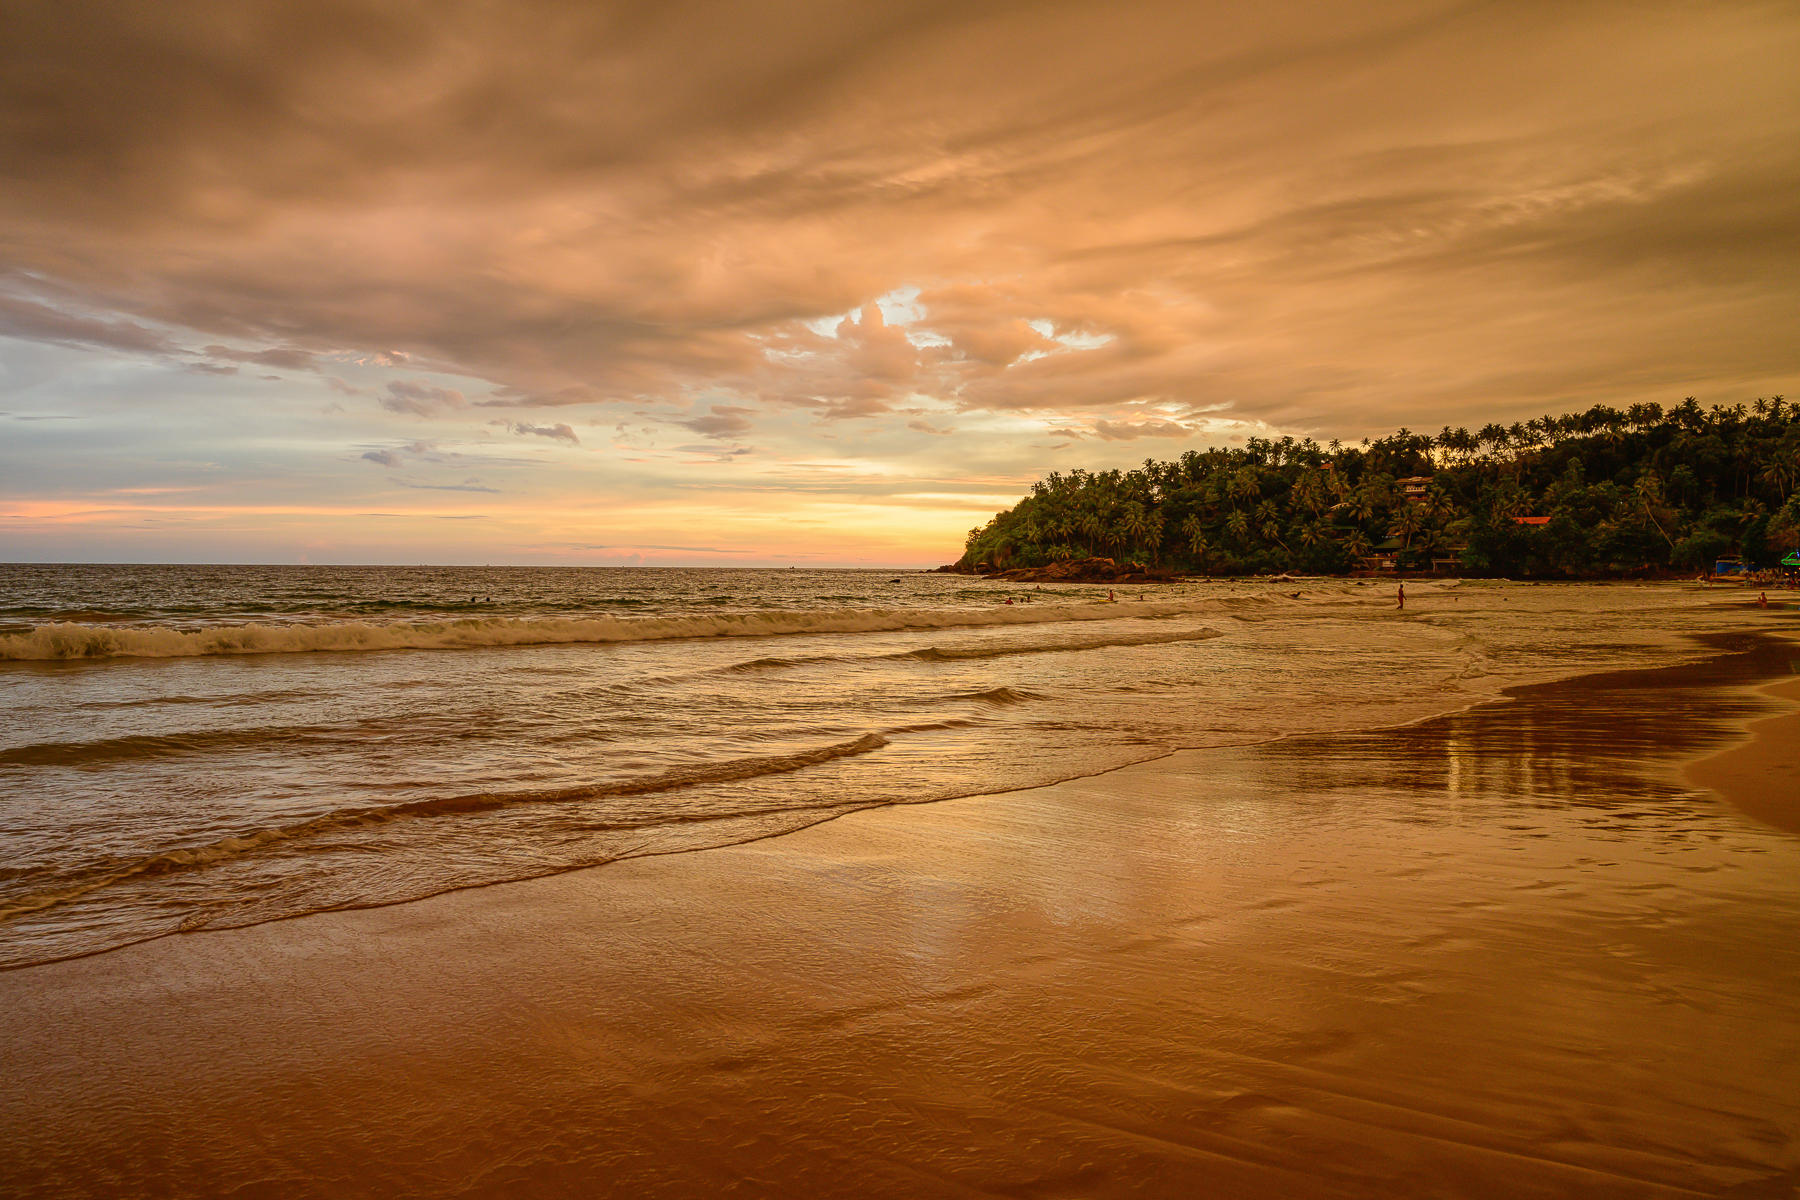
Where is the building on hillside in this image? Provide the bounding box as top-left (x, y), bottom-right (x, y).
top-left (1397, 476), bottom-right (1431, 503)
top-left (1359, 536), bottom-right (1404, 572)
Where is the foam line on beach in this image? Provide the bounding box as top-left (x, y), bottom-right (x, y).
top-left (894, 627), bottom-right (1223, 662)
top-left (0, 732), bottom-right (893, 925)
top-left (645, 625), bottom-right (1225, 687)
top-left (0, 597), bottom-right (1248, 662)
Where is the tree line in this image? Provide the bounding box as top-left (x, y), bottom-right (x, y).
top-left (959, 396), bottom-right (1800, 577)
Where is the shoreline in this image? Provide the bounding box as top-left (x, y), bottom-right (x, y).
top-left (4, 633), bottom-right (1799, 1196)
top-left (1684, 671), bottom-right (1800, 836)
top-left (0, 601), bottom-right (1760, 977)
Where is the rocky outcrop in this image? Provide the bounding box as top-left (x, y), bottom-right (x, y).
top-left (980, 557), bottom-right (1175, 584)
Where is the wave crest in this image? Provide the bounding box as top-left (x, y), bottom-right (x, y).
top-left (0, 599), bottom-right (1220, 662)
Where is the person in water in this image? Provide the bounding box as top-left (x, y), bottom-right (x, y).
top-left (1397, 583), bottom-right (1405, 610)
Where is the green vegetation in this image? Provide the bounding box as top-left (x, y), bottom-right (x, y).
top-left (960, 397), bottom-right (1800, 577)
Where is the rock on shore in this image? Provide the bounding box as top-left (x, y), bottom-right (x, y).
top-left (937, 557), bottom-right (1175, 584)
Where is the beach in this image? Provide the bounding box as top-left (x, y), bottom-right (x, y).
top-left (3, 598), bottom-right (1797, 1197)
top-left (1687, 675), bottom-right (1800, 839)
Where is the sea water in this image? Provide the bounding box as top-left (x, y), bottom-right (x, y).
top-left (0, 564), bottom-right (1758, 969)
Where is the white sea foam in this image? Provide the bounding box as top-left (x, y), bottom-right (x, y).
top-left (0, 598), bottom-right (1232, 661)
top-left (0, 732), bottom-right (894, 927)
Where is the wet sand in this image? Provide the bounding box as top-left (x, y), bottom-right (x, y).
top-left (1686, 674), bottom-right (1800, 837)
top-left (3, 637), bottom-right (1799, 1198)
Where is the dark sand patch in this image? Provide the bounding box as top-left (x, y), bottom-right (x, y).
top-left (2, 639), bottom-right (1798, 1198)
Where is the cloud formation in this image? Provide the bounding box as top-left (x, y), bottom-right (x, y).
top-left (5, 0), bottom-right (1794, 438)
top-left (202, 344), bottom-right (318, 371)
top-left (678, 405), bottom-right (757, 439)
top-left (1, 1), bottom-right (1796, 563)
top-left (0, 291), bottom-right (177, 356)
top-left (1093, 418), bottom-right (1193, 441)
top-left (501, 421), bottom-right (580, 445)
top-left (381, 380), bottom-right (467, 416)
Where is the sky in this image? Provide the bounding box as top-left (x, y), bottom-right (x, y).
top-left (2, 0), bottom-right (1797, 566)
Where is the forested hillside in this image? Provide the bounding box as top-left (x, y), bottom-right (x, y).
top-left (959, 397), bottom-right (1800, 577)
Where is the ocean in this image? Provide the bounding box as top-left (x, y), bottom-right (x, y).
top-left (0, 564), bottom-right (1756, 970)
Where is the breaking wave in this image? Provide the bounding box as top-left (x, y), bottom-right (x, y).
top-left (947, 686), bottom-right (1040, 705)
top-left (0, 599), bottom-right (1220, 662)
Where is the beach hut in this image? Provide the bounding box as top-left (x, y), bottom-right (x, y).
top-left (1397, 476), bottom-right (1431, 503)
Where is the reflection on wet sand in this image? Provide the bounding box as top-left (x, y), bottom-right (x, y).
top-left (1, 636), bottom-right (1797, 1197)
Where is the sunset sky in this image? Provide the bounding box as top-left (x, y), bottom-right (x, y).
top-left (3, 0), bottom-right (1796, 565)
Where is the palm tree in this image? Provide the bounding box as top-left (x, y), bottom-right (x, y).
top-left (1260, 513), bottom-right (1289, 553)
top-left (1291, 471), bottom-right (1328, 516)
top-left (1143, 510), bottom-right (1166, 565)
top-left (1390, 503), bottom-right (1424, 550)
top-left (1079, 511), bottom-right (1105, 556)
top-left (1120, 502), bottom-right (1150, 559)
top-left (1633, 471), bottom-right (1676, 550)
top-left (1759, 453), bottom-right (1796, 502)
top-left (1180, 515), bottom-right (1209, 562)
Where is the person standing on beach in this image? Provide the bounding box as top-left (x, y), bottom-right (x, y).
top-left (1397, 583), bottom-right (1405, 610)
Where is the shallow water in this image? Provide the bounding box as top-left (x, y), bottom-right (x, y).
top-left (1, 628), bottom-right (1794, 1198)
top-left (0, 565), bottom-right (1775, 968)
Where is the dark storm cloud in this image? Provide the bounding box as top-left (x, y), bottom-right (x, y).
top-left (1, 0), bottom-right (1795, 441)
